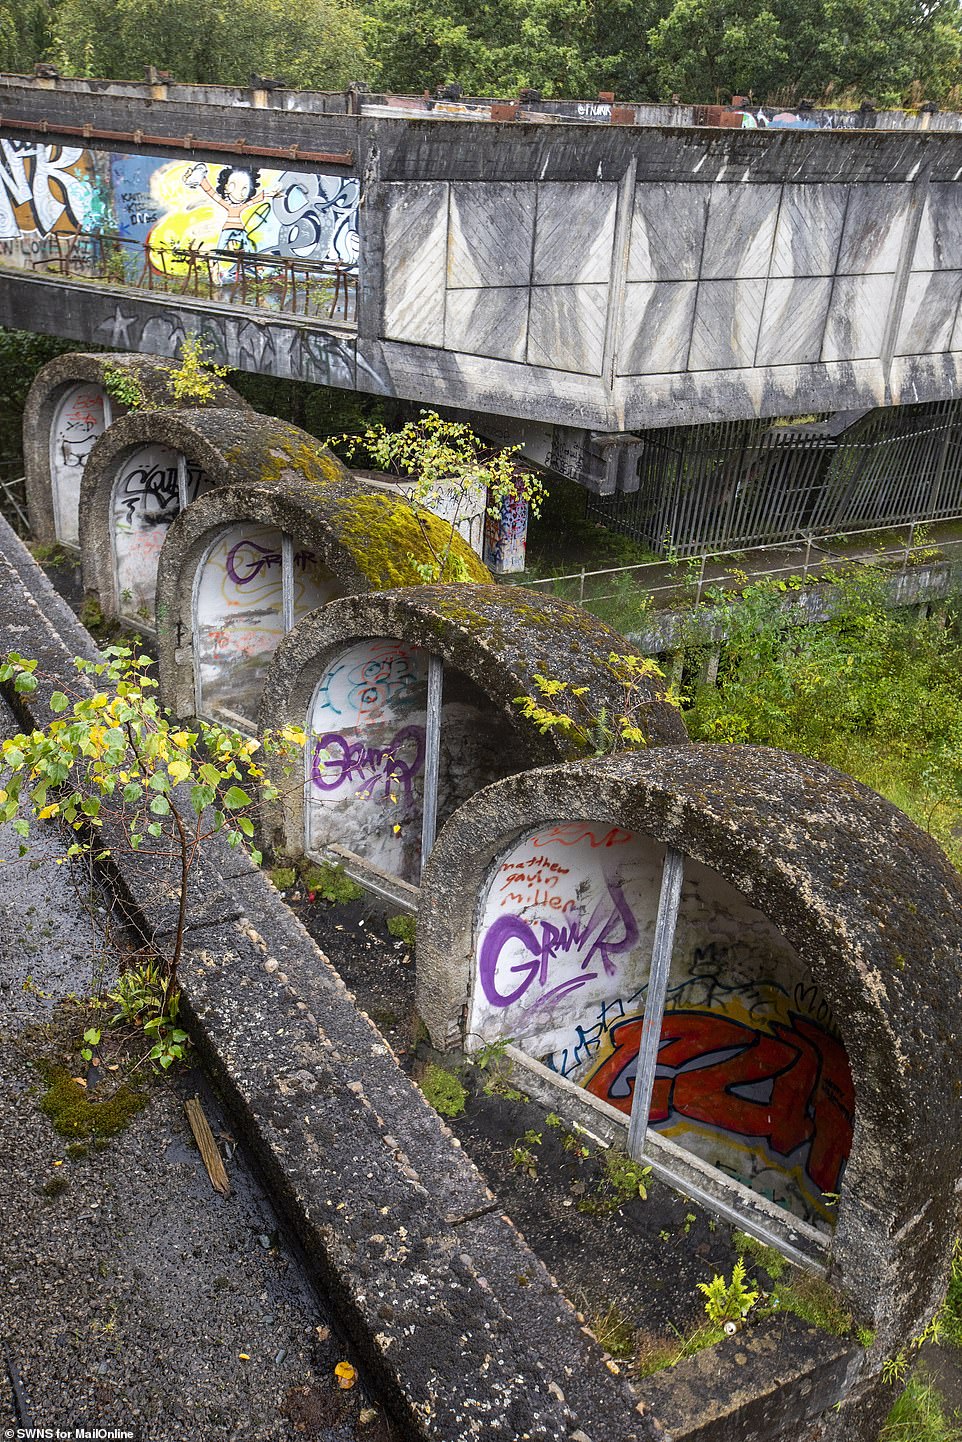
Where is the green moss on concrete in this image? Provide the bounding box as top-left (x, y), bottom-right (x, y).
top-left (37, 1063), bottom-right (148, 1139)
top-left (300, 860), bottom-right (364, 904)
top-left (269, 866), bottom-right (297, 890)
top-left (386, 913), bottom-right (417, 946)
top-left (330, 494), bottom-right (491, 588)
top-left (420, 1063), bottom-right (467, 1118)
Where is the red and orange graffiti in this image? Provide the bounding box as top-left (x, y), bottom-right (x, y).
top-left (585, 1009), bottom-right (854, 1196)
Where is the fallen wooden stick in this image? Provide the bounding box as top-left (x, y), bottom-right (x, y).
top-left (185, 1094), bottom-right (230, 1196)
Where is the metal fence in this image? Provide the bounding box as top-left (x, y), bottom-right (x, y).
top-left (0, 468), bottom-right (28, 536)
top-left (587, 401), bottom-right (962, 556)
top-left (512, 518), bottom-right (962, 641)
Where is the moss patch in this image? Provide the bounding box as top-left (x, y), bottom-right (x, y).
top-left (636, 1321), bottom-right (726, 1378)
top-left (269, 866), bottom-right (297, 890)
top-left (300, 860), bottom-right (364, 904)
top-left (386, 913), bottom-right (416, 946)
top-left (37, 1062), bottom-right (148, 1139)
top-left (420, 1063), bottom-right (467, 1118)
top-left (330, 493), bottom-right (491, 588)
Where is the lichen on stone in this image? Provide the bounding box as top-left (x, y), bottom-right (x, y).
top-left (328, 494), bottom-right (491, 589)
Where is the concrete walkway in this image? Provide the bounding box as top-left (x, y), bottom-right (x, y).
top-left (0, 688), bottom-right (393, 1441)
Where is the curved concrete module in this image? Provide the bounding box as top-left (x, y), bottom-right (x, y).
top-left (416, 743), bottom-right (962, 1348)
top-left (23, 351), bottom-right (243, 550)
top-left (152, 428), bottom-right (492, 726)
top-left (258, 583), bottom-right (688, 888)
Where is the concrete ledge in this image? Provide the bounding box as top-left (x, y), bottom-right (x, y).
top-left (0, 513), bottom-right (659, 1441)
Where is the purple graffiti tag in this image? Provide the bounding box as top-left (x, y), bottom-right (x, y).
top-left (479, 880), bottom-right (639, 1010)
top-left (311, 725), bottom-right (426, 802)
top-left (226, 538), bottom-right (282, 585)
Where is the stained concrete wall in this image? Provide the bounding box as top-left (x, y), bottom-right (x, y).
top-left (5, 75), bottom-right (962, 460)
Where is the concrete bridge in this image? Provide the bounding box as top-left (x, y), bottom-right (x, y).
top-left (4, 72), bottom-right (962, 496)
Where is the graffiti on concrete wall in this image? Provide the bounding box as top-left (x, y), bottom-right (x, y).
top-left (0, 140), bottom-right (360, 310)
top-left (111, 443), bottom-right (209, 624)
top-left (471, 824), bottom-right (854, 1224)
top-left (483, 488), bottom-right (529, 573)
top-left (309, 637), bottom-right (429, 882)
top-left (50, 382), bottom-right (108, 547)
top-left (307, 641), bottom-right (517, 884)
top-left (195, 522), bottom-right (341, 727)
top-left (0, 142), bottom-right (107, 260)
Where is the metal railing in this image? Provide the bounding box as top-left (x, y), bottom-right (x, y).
top-left (0, 470), bottom-right (28, 536)
top-left (14, 228), bottom-right (358, 324)
top-left (512, 518), bottom-right (962, 616)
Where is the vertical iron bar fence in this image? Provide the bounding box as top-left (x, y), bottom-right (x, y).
top-left (588, 400), bottom-right (962, 556)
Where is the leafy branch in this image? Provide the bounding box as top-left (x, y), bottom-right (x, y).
top-left (0, 646), bottom-right (303, 1065)
top-left (332, 409), bottom-right (547, 581)
top-left (514, 652), bottom-right (681, 756)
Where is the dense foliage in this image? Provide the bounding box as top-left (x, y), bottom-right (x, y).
top-left (683, 569), bottom-right (962, 868)
top-left (3, 0), bottom-right (959, 107)
top-left (46, 0), bottom-right (365, 89)
top-left (363, 0), bottom-right (962, 105)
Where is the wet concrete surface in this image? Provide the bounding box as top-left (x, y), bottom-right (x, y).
top-left (0, 692), bottom-right (396, 1442)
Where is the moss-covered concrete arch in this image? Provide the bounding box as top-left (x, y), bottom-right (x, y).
top-left (23, 351), bottom-right (243, 549)
top-left (154, 447), bottom-right (492, 722)
top-left (258, 584), bottom-right (688, 890)
top-left (416, 743), bottom-right (962, 1352)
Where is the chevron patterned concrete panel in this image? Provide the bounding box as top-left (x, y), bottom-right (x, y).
top-left (700, 184), bottom-right (781, 280)
top-left (444, 286), bottom-right (529, 362)
top-left (689, 278), bottom-right (767, 370)
top-left (448, 183), bottom-right (536, 289)
top-left (627, 184), bottom-right (709, 282)
top-left (756, 277), bottom-right (834, 366)
top-left (526, 284), bottom-right (609, 374)
top-left (383, 182), bottom-right (450, 344)
top-left (896, 270), bottom-right (962, 355)
top-left (915, 185), bottom-right (962, 271)
top-left (770, 184), bottom-right (849, 278)
top-left (618, 281), bottom-right (698, 373)
top-left (836, 184), bottom-right (911, 275)
top-left (822, 273), bottom-right (894, 360)
top-left (532, 183), bottom-right (617, 285)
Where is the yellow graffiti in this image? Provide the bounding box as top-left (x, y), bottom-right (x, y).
top-left (145, 161), bottom-right (283, 274)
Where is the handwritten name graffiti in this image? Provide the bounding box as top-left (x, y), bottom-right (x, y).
top-left (478, 879), bottom-right (639, 1011)
top-left (311, 725), bottom-right (426, 803)
top-left (586, 1008), bottom-right (854, 1197)
top-left (224, 537), bottom-right (317, 586)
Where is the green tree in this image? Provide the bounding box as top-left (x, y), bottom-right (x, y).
top-left (647, 0), bottom-right (962, 104)
top-left (648, 0), bottom-right (788, 100)
top-left (52, 0), bottom-right (368, 89)
top-left (0, 0), bottom-right (55, 72)
top-left (364, 0), bottom-right (666, 100)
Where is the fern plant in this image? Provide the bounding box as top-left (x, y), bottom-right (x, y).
top-left (697, 1257), bottom-right (760, 1327)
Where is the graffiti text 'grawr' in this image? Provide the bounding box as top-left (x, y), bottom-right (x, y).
top-left (311, 725), bottom-right (426, 803)
top-left (478, 879), bottom-right (639, 1010)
